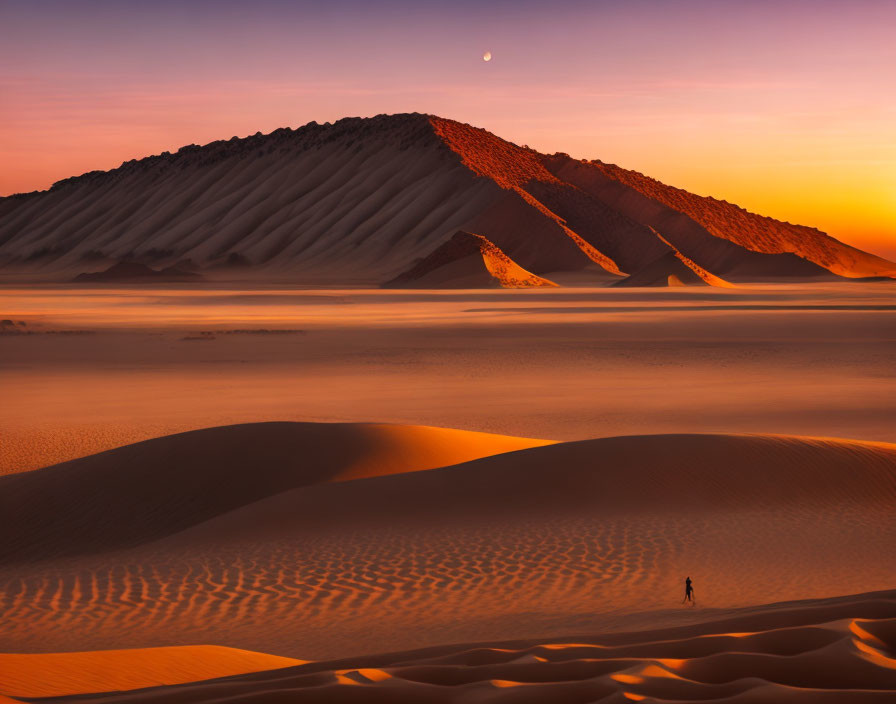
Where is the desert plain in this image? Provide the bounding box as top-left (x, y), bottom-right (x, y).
top-left (1, 281), bottom-right (895, 702)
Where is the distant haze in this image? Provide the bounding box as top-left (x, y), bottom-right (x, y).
top-left (1, 0), bottom-right (894, 259)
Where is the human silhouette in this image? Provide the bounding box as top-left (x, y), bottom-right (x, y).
top-left (683, 576), bottom-right (695, 605)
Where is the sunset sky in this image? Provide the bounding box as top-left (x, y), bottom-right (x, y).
top-left (2, 0), bottom-right (894, 259)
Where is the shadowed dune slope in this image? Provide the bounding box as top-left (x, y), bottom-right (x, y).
top-left (2, 114), bottom-right (892, 284)
top-left (613, 251), bottom-right (720, 287)
top-left (0, 646), bottom-right (304, 699)
top-left (19, 590), bottom-right (896, 703)
top-left (0, 423), bottom-right (551, 562)
top-left (168, 433), bottom-right (896, 545)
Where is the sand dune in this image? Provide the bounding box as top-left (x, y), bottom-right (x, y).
top-left (13, 589), bottom-right (896, 703)
top-left (385, 231), bottom-right (558, 288)
top-left (0, 422), bottom-right (551, 561)
top-left (3, 283), bottom-right (895, 475)
top-left (614, 250), bottom-right (726, 287)
top-left (163, 432), bottom-right (896, 540)
top-left (0, 645), bottom-right (303, 698)
top-left (1, 428), bottom-right (893, 662)
top-left (2, 114), bottom-right (892, 285)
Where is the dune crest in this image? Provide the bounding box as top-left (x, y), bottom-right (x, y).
top-left (612, 227), bottom-right (735, 287)
top-left (330, 423), bottom-right (555, 480)
top-left (13, 590), bottom-right (896, 702)
top-left (385, 231), bottom-right (557, 288)
top-left (0, 422), bottom-right (552, 561)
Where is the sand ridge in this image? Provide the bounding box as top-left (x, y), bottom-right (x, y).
top-left (12, 590), bottom-right (896, 702)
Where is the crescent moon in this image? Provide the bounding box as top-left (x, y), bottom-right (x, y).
top-left (483, 51), bottom-right (492, 62)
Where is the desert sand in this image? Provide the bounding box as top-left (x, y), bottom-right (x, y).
top-left (2, 283), bottom-right (895, 473)
top-left (0, 645), bottom-right (304, 698)
top-left (0, 423), bottom-right (551, 561)
top-left (0, 428), bottom-right (894, 701)
top-left (5, 589), bottom-right (894, 702)
top-left (1, 283), bottom-right (894, 701)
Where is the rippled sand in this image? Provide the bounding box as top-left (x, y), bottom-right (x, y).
top-left (2, 429), bottom-right (894, 662)
top-left (10, 590), bottom-right (892, 703)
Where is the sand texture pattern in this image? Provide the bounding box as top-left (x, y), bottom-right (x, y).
top-left (1, 428), bottom-right (894, 665)
top-left (4, 591), bottom-right (896, 702)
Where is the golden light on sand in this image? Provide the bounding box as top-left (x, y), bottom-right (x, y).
top-left (483, 51), bottom-right (492, 61)
top-left (0, 646), bottom-right (304, 698)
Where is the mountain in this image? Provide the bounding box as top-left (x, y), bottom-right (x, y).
top-left (1, 113), bottom-right (893, 286)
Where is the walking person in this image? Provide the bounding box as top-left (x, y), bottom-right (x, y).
top-left (683, 576), bottom-right (695, 606)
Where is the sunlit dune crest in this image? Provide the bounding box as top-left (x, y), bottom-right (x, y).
top-left (479, 235), bottom-right (559, 287)
top-left (335, 668), bottom-right (392, 684)
top-left (851, 619), bottom-right (888, 647)
top-left (56, 595), bottom-right (888, 704)
top-left (0, 645), bottom-right (304, 698)
top-left (638, 663), bottom-right (684, 680)
top-left (489, 679), bottom-right (526, 687)
top-left (853, 637), bottom-right (896, 670)
top-left (385, 231), bottom-right (557, 288)
top-left (0, 422), bottom-right (552, 560)
top-left (612, 248), bottom-right (733, 288)
top-left (332, 423), bottom-right (555, 481)
top-left (654, 228), bottom-right (734, 288)
top-left (658, 658), bottom-right (686, 669)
